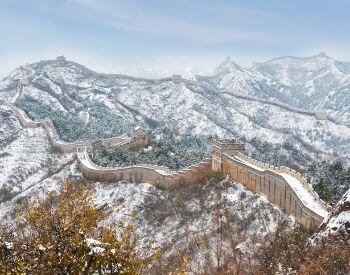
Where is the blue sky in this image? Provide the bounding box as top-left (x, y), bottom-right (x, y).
top-left (1, 0), bottom-right (350, 76)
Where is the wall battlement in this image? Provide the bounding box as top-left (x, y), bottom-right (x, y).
top-left (212, 140), bottom-right (329, 230)
top-left (77, 148), bottom-right (212, 188)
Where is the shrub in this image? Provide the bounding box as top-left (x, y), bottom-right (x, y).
top-left (0, 186), bottom-right (15, 203)
top-left (0, 182), bottom-right (159, 274)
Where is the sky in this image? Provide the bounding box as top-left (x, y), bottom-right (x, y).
top-left (1, 0), bottom-right (350, 77)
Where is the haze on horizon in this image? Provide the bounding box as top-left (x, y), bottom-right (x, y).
top-left (1, 0), bottom-right (350, 77)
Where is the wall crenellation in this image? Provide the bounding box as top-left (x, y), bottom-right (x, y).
top-left (213, 140), bottom-right (329, 229)
top-left (235, 151), bottom-right (321, 200)
top-left (77, 148), bottom-right (212, 187)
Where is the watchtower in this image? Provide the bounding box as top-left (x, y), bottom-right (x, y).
top-left (314, 111), bottom-right (327, 120)
top-left (131, 126), bottom-right (149, 147)
top-left (172, 75), bottom-right (182, 84)
top-left (212, 139), bottom-right (245, 172)
top-left (56, 55), bottom-right (67, 65)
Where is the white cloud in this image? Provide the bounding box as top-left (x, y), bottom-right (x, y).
top-left (64, 0), bottom-right (273, 44)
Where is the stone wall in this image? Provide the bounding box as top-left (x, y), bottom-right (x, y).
top-left (77, 148), bottom-right (212, 188)
top-left (7, 101), bottom-right (212, 188)
top-left (213, 140), bottom-right (329, 230)
top-left (7, 101), bottom-right (329, 229)
top-left (6, 102), bottom-right (132, 153)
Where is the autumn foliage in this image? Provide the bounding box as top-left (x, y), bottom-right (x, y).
top-left (0, 182), bottom-right (158, 274)
top-left (0, 182), bottom-right (349, 274)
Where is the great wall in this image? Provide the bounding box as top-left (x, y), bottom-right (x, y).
top-left (5, 101), bottom-right (329, 230)
top-left (5, 102), bottom-right (140, 153)
top-left (212, 140), bottom-right (329, 229)
top-left (184, 80), bottom-right (330, 122)
top-left (76, 148), bottom-right (212, 189)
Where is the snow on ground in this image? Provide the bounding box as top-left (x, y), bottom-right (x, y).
top-left (22, 85), bottom-right (67, 113)
top-left (314, 188), bottom-right (350, 239)
top-left (0, 127), bottom-right (50, 189)
top-left (92, 177), bottom-right (291, 262)
top-left (0, 101), bottom-right (293, 268)
top-left (0, 161), bottom-right (79, 224)
top-left (0, 106), bottom-right (77, 222)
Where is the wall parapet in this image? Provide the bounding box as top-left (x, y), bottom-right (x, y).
top-left (212, 139), bottom-right (329, 229)
top-left (234, 152), bottom-right (329, 210)
top-left (77, 148), bottom-right (212, 187)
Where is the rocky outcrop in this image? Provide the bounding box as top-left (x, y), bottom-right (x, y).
top-left (314, 188), bottom-right (350, 240)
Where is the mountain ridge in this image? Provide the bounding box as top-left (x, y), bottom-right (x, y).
top-left (1, 54), bottom-right (350, 168)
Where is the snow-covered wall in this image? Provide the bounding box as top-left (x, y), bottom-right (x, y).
top-left (212, 140), bottom-right (329, 230)
top-left (7, 100), bottom-right (212, 187)
top-left (7, 101), bottom-right (329, 229)
top-left (76, 148), bottom-right (212, 188)
top-left (5, 102), bottom-right (132, 153)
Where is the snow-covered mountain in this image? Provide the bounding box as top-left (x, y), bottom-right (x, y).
top-left (1, 55), bottom-right (350, 269)
top-left (209, 53), bottom-right (350, 126)
top-left (203, 56), bottom-right (297, 106)
top-left (254, 53), bottom-right (350, 116)
top-left (0, 105), bottom-right (290, 266)
top-left (1, 56), bottom-right (349, 167)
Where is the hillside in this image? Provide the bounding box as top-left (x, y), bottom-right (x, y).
top-left (0, 55), bottom-right (350, 272)
top-left (254, 53), bottom-right (350, 118)
top-left (209, 53), bottom-right (350, 127)
top-left (0, 104), bottom-right (77, 217)
top-left (314, 188), bottom-right (350, 240)
top-left (1, 56), bottom-right (350, 169)
top-left (0, 108), bottom-right (291, 268)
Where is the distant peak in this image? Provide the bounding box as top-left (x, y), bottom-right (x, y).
top-left (214, 56), bottom-right (243, 76)
top-left (222, 56), bottom-right (239, 66)
top-left (309, 52), bottom-right (334, 61)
